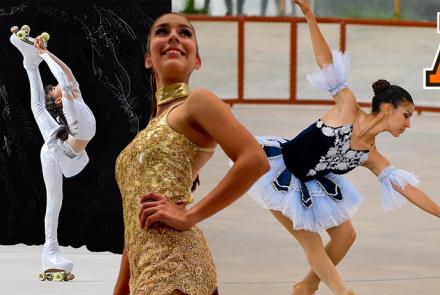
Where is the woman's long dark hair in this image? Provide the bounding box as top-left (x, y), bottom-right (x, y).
top-left (146, 13), bottom-right (200, 192)
top-left (45, 85), bottom-right (71, 141)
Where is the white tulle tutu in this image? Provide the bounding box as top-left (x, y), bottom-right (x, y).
top-left (247, 136), bottom-right (363, 233)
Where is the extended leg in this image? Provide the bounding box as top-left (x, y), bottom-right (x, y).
top-left (271, 210), bottom-right (354, 295)
top-left (276, 0), bottom-right (284, 15)
top-left (40, 151), bottom-right (73, 273)
top-left (203, 0), bottom-right (211, 11)
top-left (26, 67), bottom-right (59, 141)
top-left (10, 33), bottom-right (59, 141)
top-left (261, 0), bottom-right (268, 15)
top-left (224, 0), bottom-right (233, 15)
top-left (237, 0), bottom-right (245, 15)
top-left (295, 221), bottom-right (357, 293)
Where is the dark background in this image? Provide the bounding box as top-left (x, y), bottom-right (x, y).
top-left (0, 0), bottom-right (170, 254)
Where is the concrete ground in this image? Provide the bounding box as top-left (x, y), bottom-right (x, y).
top-left (1, 104), bottom-right (440, 295)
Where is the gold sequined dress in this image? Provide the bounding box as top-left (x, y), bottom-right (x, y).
top-left (115, 104), bottom-right (217, 295)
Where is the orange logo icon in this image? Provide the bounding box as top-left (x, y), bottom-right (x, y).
top-left (424, 12), bottom-right (440, 88)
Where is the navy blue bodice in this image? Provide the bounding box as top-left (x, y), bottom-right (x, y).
top-left (281, 120), bottom-right (370, 181)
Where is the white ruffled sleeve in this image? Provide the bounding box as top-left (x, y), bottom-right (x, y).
top-left (306, 49), bottom-right (350, 96)
top-left (378, 165), bottom-right (420, 212)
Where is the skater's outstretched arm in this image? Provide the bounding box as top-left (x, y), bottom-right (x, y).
top-left (294, 0), bottom-right (358, 113)
top-left (113, 247), bottom-right (130, 295)
top-left (364, 148), bottom-right (440, 218)
top-left (34, 36), bottom-right (79, 99)
top-left (293, 0), bottom-right (331, 68)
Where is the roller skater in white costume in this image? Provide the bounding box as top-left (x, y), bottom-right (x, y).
top-left (10, 25), bottom-right (96, 281)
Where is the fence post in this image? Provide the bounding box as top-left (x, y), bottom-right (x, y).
top-left (340, 20), bottom-right (346, 52)
top-left (238, 16), bottom-right (245, 102)
top-left (290, 20), bottom-right (297, 103)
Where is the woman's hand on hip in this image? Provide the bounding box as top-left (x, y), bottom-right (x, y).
top-left (139, 192), bottom-right (195, 231)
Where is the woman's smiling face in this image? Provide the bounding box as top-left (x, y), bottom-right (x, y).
top-left (145, 13), bottom-right (201, 85)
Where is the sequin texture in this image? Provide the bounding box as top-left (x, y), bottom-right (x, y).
top-left (115, 107), bottom-right (217, 295)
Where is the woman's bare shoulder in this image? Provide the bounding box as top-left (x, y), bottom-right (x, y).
top-left (185, 88), bottom-right (226, 113)
top-left (187, 88), bottom-right (219, 101)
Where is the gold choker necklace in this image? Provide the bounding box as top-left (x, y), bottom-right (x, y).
top-left (156, 83), bottom-right (191, 106)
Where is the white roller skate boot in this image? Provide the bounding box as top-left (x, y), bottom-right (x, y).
top-left (39, 241), bottom-right (75, 281)
top-left (9, 25), bottom-right (43, 69)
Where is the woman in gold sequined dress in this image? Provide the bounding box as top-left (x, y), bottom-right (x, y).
top-left (113, 13), bottom-right (269, 295)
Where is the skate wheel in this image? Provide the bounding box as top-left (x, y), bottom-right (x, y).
top-left (40, 32), bottom-right (50, 42)
top-left (38, 273), bottom-right (46, 281)
top-left (54, 272), bottom-right (65, 281)
top-left (46, 273), bottom-right (53, 281)
top-left (21, 25), bottom-right (30, 33)
top-left (10, 26), bottom-right (19, 33)
top-left (16, 30), bottom-right (26, 40)
top-left (65, 273), bottom-right (75, 281)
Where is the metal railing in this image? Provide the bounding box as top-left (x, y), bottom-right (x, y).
top-left (188, 15), bottom-right (438, 113)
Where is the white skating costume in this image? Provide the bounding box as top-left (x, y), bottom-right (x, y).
top-left (248, 50), bottom-right (419, 232)
top-left (10, 33), bottom-right (96, 274)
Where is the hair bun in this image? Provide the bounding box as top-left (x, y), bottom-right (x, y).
top-left (372, 79), bottom-right (391, 95)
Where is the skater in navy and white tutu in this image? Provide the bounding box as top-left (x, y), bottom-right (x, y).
top-left (247, 1), bottom-right (440, 294)
top-left (10, 31), bottom-right (96, 279)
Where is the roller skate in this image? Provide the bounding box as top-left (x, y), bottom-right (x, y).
top-left (10, 25), bottom-right (50, 45)
top-left (39, 269), bottom-right (75, 282)
top-left (9, 25), bottom-right (49, 69)
top-left (40, 241), bottom-right (74, 282)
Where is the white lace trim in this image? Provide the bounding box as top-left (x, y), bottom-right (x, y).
top-left (306, 120), bottom-right (369, 177)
